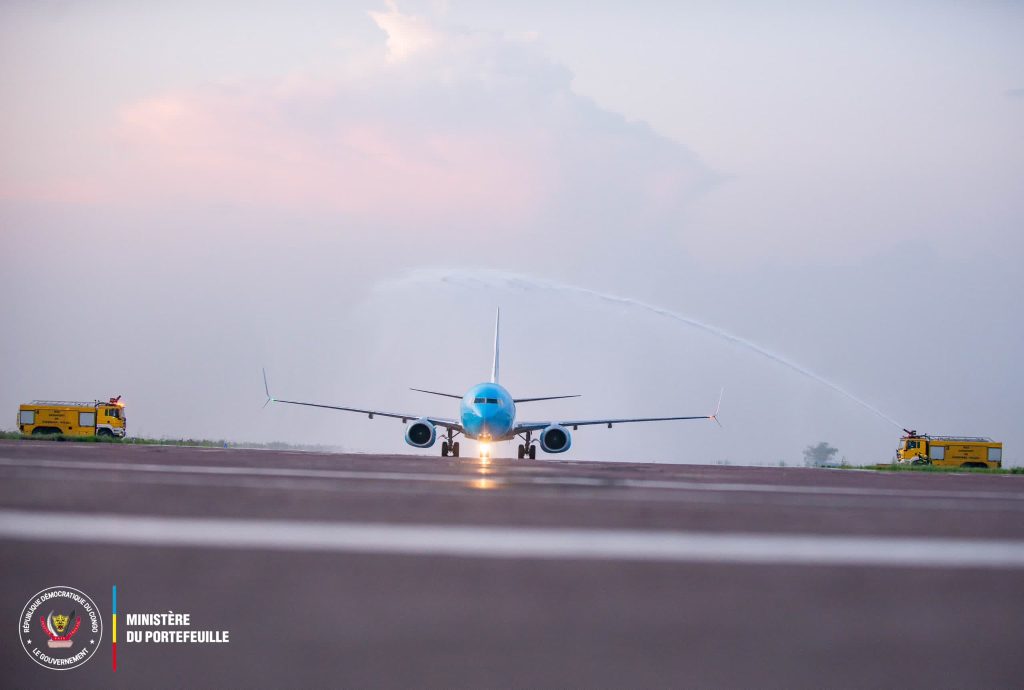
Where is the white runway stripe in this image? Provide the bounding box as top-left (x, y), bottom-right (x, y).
top-left (1, 456), bottom-right (1022, 501)
top-left (2, 509), bottom-right (1024, 569)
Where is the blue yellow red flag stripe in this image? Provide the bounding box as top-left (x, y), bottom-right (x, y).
top-left (111, 585), bottom-right (117, 671)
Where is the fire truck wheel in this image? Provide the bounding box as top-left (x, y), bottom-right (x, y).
top-left (32, 427), bottom-right (58, 435)
top-left (97, 428), bottom-right (114, 437)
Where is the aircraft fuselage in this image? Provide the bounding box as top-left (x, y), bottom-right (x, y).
top-left (460, 382), bottom-right (516, 440)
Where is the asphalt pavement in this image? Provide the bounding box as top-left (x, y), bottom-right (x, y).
top-left (1, 440), bottom-right (1022, 688)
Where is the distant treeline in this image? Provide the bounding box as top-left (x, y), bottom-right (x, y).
top-left (0, 430), bottom-right (344, 453)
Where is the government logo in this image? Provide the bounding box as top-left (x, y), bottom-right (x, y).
top-left (19, 586), bottom-right (103, 670)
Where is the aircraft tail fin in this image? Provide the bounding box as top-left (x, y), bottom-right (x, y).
top-left (491, 307), bottom-right (500, 383)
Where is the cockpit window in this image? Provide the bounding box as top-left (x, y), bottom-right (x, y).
top-left (474, 397), bottom-right (485, 403)
top-left (486, 398), bottom-right (498, 404)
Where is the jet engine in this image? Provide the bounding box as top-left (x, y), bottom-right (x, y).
top-left (539, 424), bottom-right (572, 454)
top-left (405, 418), bottom-right (437, 448)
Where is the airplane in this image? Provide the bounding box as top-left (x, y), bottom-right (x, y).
top-left (263, 308), bottom-right (721, 459)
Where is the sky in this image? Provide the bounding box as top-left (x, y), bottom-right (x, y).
top-left (1, 0), bottom-right (1021, 465)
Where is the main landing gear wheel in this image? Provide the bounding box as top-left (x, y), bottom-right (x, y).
top-left (441, 441), bottom-right (449, 457)
top-left (528, 445), bottom-right (536, 460)
top-left (451, 441), bottom-right (460, 457)
top-left (517, 444), bottom-right (525, 459)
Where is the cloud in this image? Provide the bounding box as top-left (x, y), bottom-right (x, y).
top-left (113, 85), bottom-right (548, 222)
top-left (369, 0), bottom-right (443, 62)
top-left (1007, 88), bottom-right (1024, 99)
top-left (86, 3), bottom-right (714, 241)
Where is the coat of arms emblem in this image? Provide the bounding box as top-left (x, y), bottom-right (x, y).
top-left (43, 609), bottom-right (80, 648)
top-left (20, 586), bottom-right (102, 670)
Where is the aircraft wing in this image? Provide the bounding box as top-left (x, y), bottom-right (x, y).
top-left (513, 414), bottom-right (712, 433)
top-left (263, 370), bottom-right (463, 431)
top-left (513, 390), bottom-right (723, 434)
top-left (270, 399), bottom-right (463, 430)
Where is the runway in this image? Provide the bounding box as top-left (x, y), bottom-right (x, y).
top-left (1, 440), bottom-right (1022, 688)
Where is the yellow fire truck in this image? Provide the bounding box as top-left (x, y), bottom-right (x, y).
top-left (17, 397), bottom-right (126, 438)
top-left (896, 430), bottom-right (1002, 468)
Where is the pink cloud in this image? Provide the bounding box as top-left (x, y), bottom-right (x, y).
top-left (0, 178), bottom-right (106, 205)
top-left (2, 5), bottom-right (712, 243)
top-left (108, 86), bottom-right (552, 223)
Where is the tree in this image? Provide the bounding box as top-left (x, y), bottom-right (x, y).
top-left (803, 442), bottom-right (839, 467)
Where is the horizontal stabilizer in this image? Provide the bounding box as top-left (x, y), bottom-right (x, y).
top-left (513, 395), bottom-right (581, 403)
top-left (410, 388), bottom-right (464, 400)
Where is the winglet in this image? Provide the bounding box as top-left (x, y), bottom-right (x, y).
top-left (262, 368), bottom-right (275, 409)
top-left (709, 387), bottom-right (724, 427)
top-left (491, 307), bottom-right (501, 384)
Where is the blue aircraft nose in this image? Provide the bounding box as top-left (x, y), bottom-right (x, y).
top-left (479, 406), bottom-right (512, 438)
top-left (460, 383), bottom-right (516, 440)
top-left (478, 410), bottom-right (497, 437)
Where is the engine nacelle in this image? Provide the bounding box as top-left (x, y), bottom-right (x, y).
top-left (405, 419), bottom-right (437, 448)
top-left (539, 424), bottom-right (572, 454)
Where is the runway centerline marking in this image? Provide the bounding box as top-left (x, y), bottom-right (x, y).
top-left (6, 466), bottom-right (1021, 515)
top-left (2, 509), bottom-right (1024, 569)
top-left (1, 456), bottom-right (1022, 502)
